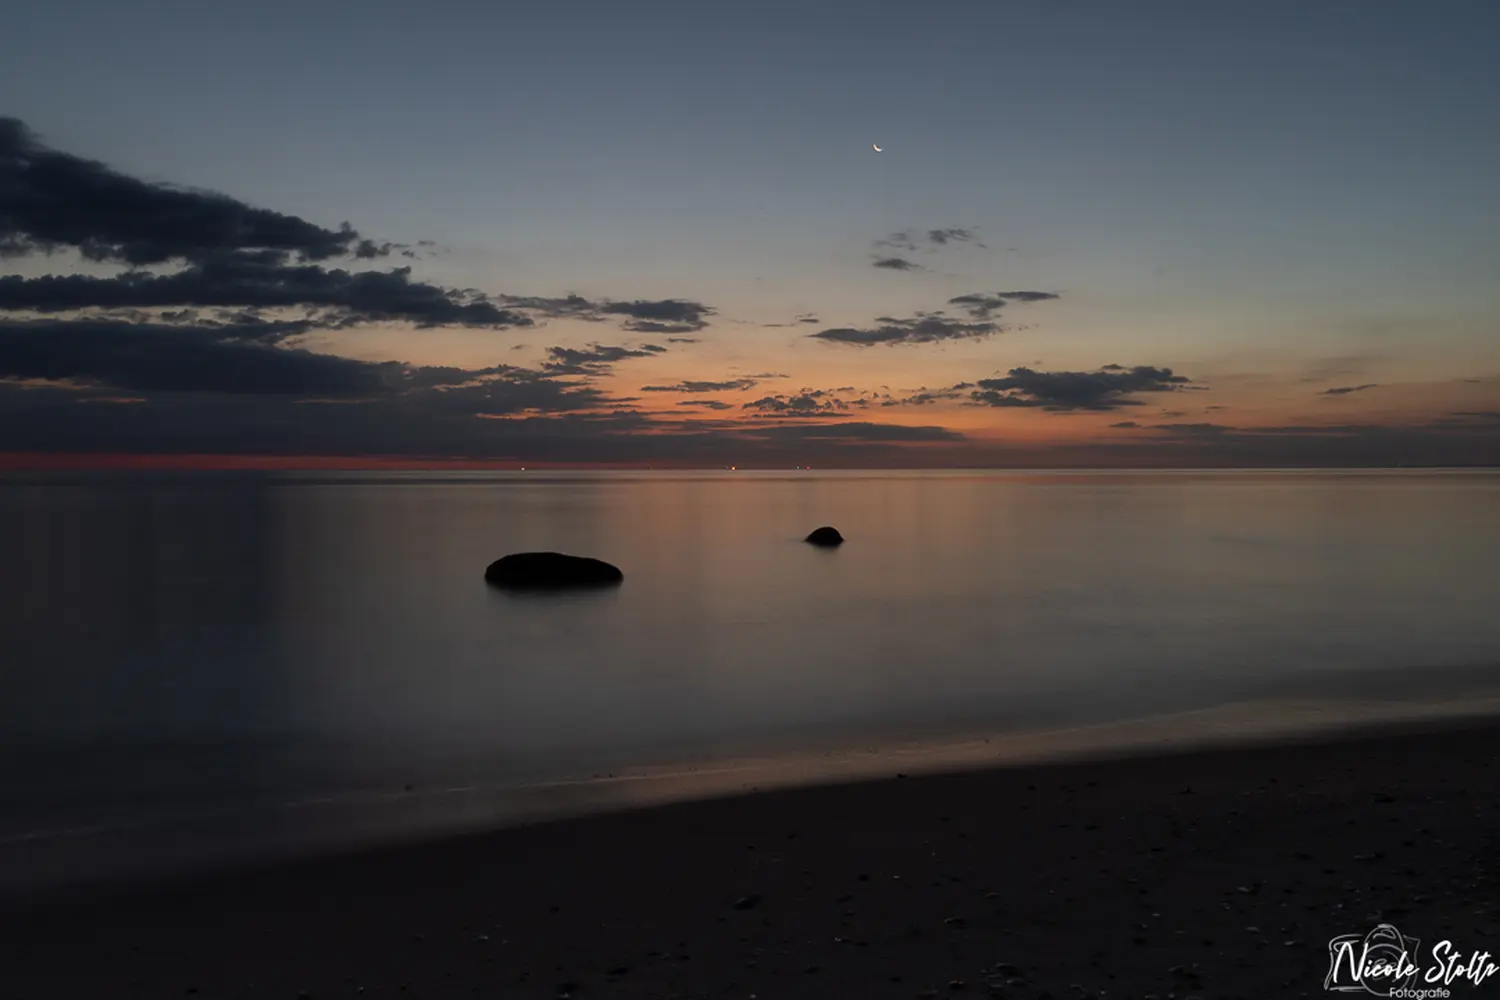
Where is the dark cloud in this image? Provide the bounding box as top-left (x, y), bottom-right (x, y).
top-left (1, 120), bottom-right (714, 344)
top-left (496, 295), bottom-right (716, 333)
top-left (0, 318), bottom-right (380, 395)
top-left (598, 299), bottom-right (714, 332)
top-left (742, 391), bottom-right (852, 416)
top-left (818, 292), bottom-right (1059, 346)
top-left (873, 228), bottom-right (983, 252)
top-left (614, 320), bottom-right (701, 334)
top-left (882, 385), bottom-right (971, 406)
top-left (0, 261), bottom-right (533, 328)
top-left (1151, 422), bottom-right (1230, 436)
top-left (0, 377), bottom-right (638, 459)
top-left (968, 365), bottom-right (1195, 411)
top-left (873, 232), bottom-right (919, 253)
top-left (0, 372), bottom-right (981, 463)
top-left (946, 294), bottom-right (1006, 319)
top-left (762, 313), bottom-right (821, 328)
top-left (1322, 383), bottom-right (1379, 396)
top-left (0, 117), bottom-right (773, 464)
top-left (872, 256), bottom-right (924, 272)
top-left (5, 361), bottom-right (1494, 467)
top-left (677, 399), bottom-right (734, 411)
top-left (0, 317), bottom-right (610, 403)
top-left (926, 228), bottom-right (981, 247)
top-left (991, 290), bottom-right (1058, 303)
top-left (740, 421), bottom-right (963, 442)
top-left (640, 378), bottom-right (759, 393)
top-left (494, 294), bottom-right (600, 320)
top-left (947, 291), bottom-right (1061, 319)
top-left (811, 313), bottom-right (999, 347)
top-left (1, 117), bottom-right (368, 266)
top-left (1109, 421), bottom-right (1140, 429)
top-left (541, 344), bottom-right (667, 376)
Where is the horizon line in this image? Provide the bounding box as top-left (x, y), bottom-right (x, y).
top-left (0, 453), bottom-right (1493, 473)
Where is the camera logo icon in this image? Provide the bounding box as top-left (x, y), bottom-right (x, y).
top-left (1325, 923), bottom-right (1423, 995)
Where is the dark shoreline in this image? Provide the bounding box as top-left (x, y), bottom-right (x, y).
top-left (5, 714), bottom-right (1499, 998)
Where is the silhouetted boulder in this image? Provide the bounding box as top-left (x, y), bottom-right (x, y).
top-left (484, 552), bottom-right (623, 590)
top-left (804, 526), bottom-right (844, 547)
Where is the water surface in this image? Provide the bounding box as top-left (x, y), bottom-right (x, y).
top-left (3, 469), bottom-right (1498, 889)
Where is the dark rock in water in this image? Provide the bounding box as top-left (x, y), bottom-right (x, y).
top-left (804, 526), bottom-right (844, 547)
top-left (484, 552), bottom-right (623, 590)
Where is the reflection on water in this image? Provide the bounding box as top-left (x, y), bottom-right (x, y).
top-left (1, 469), bottom-right (1498, 888)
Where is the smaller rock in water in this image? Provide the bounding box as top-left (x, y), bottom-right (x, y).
top-left (484, 552), bottom-right (624, 590)
top-left (804, 526), bottom-right (844, 547)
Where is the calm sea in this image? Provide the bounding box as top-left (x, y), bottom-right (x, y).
top-left (3, 468), bottom-right (1499, 892)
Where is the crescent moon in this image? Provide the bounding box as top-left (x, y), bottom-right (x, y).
top-left (872, 143), bottom-right (883, 152)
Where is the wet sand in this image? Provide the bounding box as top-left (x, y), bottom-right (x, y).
top-left (3, 717), bottom-right (1498, 999)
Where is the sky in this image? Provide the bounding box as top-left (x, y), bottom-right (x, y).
top-left (1, 0), bottom-right (1497, 467)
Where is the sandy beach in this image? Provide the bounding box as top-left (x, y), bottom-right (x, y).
top-left (3, 717), bottom-right (1498, 999)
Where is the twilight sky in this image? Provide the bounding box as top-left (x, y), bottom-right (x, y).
top-left (2, 0), bottom-right (1497, 467)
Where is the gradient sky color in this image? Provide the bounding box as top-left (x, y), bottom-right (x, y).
top-left (1, 0), bottom-right (1497, 466)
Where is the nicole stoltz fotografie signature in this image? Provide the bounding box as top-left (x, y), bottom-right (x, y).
top-left (1325, 924), bottom-right (1498, 998)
